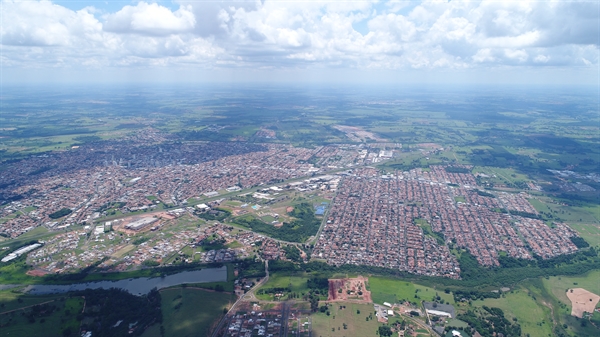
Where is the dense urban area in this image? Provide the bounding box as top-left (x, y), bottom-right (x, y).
top-left (1, 86), bottom-right (599, 337)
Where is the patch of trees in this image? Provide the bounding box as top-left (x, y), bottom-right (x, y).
top-left (73, 135), bottom-right (102, 144)
top-left (196, 208), bottom-right (231, 221)
top-left (307, 277), bottom-right (329, 290)
top-left (457, 307), bottom-right (521, 337)
top-left (283, 245), bottom-right (303, 262)
top-left (453, 290), bottom-right (500, 302)
top-left (444, 166), bottom-right (470, 174)
top-left (570, 236), bottom-right (589, 249)
top-left (75, 288), bottom-right (162, 337)
top-left (48, 208), bottom-right (72, 219)
top-left (237, 259), bottom-right (266, 279)
top-left (498, 255), bottom-right (532, 268)
top-left (378, 325), bottom-right (393, 337)
top-left (475, 189), bottom-right (496, 198)
top-left (511, 211), bottom-right (541, 219)
top-left (233, 203), bottom-right (321, 242)
top-left (94, 201), bottom-right (126, 213)
top-left (257, 287), bottom-right (290, 295)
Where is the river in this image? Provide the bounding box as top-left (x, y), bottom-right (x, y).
top-left (22, 266), bottom-right (227, 296)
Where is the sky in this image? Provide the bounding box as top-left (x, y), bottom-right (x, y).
top-left (1, 0), bottom-right (599, 85)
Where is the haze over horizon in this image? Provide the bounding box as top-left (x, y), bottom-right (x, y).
top-left (1, 0), bottom-right (598, 85)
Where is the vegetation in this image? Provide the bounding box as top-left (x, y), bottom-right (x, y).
top-left (48, 208), bottom-right (72, 219)
top-left (457, 307), bottom-right (521, 337)
top-left (233, 203), bottom-right (321, 242)
top-left (144, 287), bottom-right (235, 337)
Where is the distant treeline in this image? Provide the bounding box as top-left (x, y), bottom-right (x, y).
top-left (444, 166), bottom-right (470, 174)
top-left (268, 246), bottom-right (600, 290)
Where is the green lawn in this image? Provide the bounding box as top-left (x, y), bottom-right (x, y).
top-left (472, 287), bottom-right (552, 337)
top-left (368, 277), bottom-right (455, 306)
top-left (312, 302), bottom-right (381, 337)
top-left (143, 287), bottom-right (235, 337)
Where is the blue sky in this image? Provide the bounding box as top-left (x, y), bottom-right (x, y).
top-left (1, 0), bottom-right (598, 85)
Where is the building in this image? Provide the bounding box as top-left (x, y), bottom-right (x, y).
top-left (423, 302), bottom-right (455, 318)
top-left (125, 217), bottom-right (159, 231)
top-left (1, 243), bottom-right (42, 262)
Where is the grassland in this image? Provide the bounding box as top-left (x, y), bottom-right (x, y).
top-left (143, 287), bottom-right (236, 337)
top-left (0, 292), bottom-right (83, 337)
top-left (471, 287), bottom-right (553, 337)
top-left (312, 302), bottom-right (381, 337)
top-left (543, 270), bottom-right (600, 306)
top-left (256, 274), bottom-right (311, 301)
top-left (368, 277), bottom-right (455, 306)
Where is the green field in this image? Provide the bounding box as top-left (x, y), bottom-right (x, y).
top-left (543, 270), bottom-right (600, 306)
top-left (472, 287), bottom-right (553, 337)
top-left (528, 197), bottom-right (599, 224)
top-left (143, 287), bottom-right (236, 337)
top-left (312, 302), bottom-right (381, 337)
top-left (0, 292), bottom-right (83, 337)
top-left (368, 277), bottom-right (455, 306)
top-left (256, 274), bottom-right (310, 300)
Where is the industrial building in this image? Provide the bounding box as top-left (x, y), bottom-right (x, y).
top-left (125, 217), bottom-right (159, 231)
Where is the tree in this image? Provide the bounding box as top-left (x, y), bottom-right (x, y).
top-left (378, 325), bottom-right (393, 337)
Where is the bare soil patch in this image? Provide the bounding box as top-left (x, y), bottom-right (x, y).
top-left (26, 269), bottom-right (49, 277)
top-left (327, 276), bottom-right (372, 303)
top-left (566, 288), bottom-right (600, 318)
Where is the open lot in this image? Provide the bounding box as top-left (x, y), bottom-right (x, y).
top-left (566, 288), bottom-right (600, 318)
top-left (368, 277), bottom-right (455, 306)
top-left (312, 302), bottom-right (381, 337)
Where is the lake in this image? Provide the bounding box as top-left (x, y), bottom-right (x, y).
top-left (23, 266), bottom-right (227, 295)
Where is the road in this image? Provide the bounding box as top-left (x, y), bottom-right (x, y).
top-left (210, 260), bottom-right (270, 337)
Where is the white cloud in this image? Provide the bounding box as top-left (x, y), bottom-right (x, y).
top-left (1, 0), bottom-right (101, 46)
top-left (0, 0), bottom-right (597, 77)
top-left (104, 2), bottom-right (196, 36)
